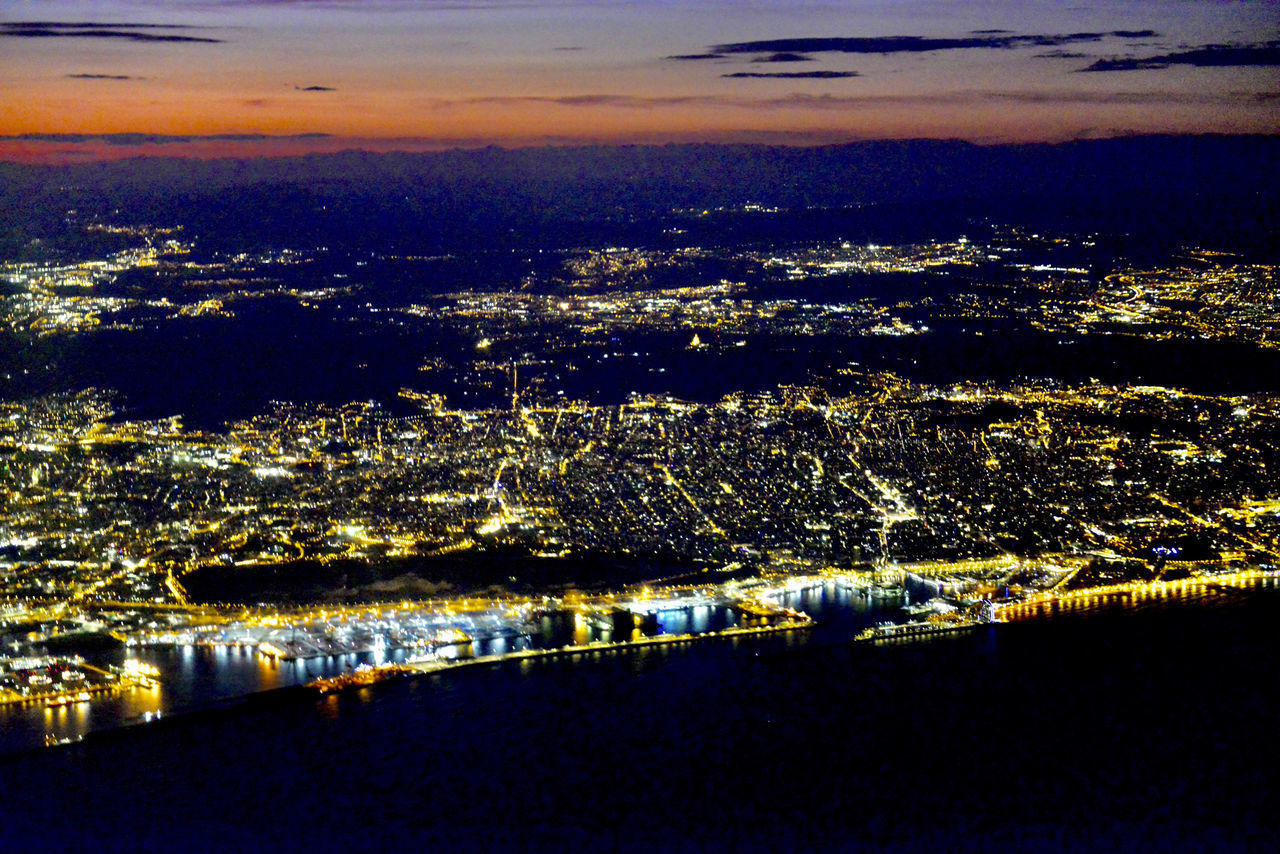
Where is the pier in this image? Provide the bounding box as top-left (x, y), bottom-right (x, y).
top-left (306, 617), bottom-right (816, 693)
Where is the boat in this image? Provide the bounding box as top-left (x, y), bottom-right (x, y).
top-left (44, 691), bottom-right (92, 708)
top-left (307, 662), bottom-right (412, 694)
top-left (854, 618), bottom-right (983, 643)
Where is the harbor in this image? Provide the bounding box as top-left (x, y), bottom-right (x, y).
top-left (0, 656), bottom-right (160, 708)
top-left (306, 617), bottom-right (817, 695)
top-left (5, 566), bottom-right (1279, 754)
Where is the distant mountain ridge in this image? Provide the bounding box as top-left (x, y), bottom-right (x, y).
top-left (2, 135), bottom-right (1277, 257)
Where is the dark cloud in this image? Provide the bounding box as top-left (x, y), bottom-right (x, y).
top-left (1080, 42), bottom-right (1280, 72)
top-left (67, 73), bottom-right (141, 80)
top-left (296, 85), bottom-right (336, 91)
top-left (747, 89), bottom-right (1275, 110)
top-left (5, 133), bottom-right (331, 146)
top-left (1079, 59), bottom-right (1144, 72)
top-left (665, 53), bottom-right (725, 61)
top-left (3, 21), bottom-right (197, 30)
top-left (705, 31), bottom-right (1160, 57)
top-left (723, 71), bottom-right (860, 79)
top-left (553, 46), bottom-right (584, 52)
top-left (714, 36), bottom-right (998, 55)
top-left (751, 52), bottom-right (814, 63)
top-left (971, 29), bottom-right (1013, 35)
top-left (443, 94), bottom-right (716, 110)
top-left (1, 21), bottom-right (221, 43)
top-left (1034, 51), bottom-right (1089, 59)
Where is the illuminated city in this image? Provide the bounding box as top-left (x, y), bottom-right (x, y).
top-left (3, 224), bottom-right (1278, 727)
top-left (3, 0), bottom-right (1279, 848)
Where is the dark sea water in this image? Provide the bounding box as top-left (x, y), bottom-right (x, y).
top-left (2, 588), bottom-right (1278, 852)
top-left (0, 582), bottom-right (876, 753)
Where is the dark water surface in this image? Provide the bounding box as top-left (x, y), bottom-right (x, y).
top-left (2, 587), bottom-right (1278, 851)
top-left (0, 582), bottom-right (879, 753)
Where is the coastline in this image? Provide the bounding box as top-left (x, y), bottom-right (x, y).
top-left (5, 585), bottom-right (1278, 852)
top-left (7, 569), bottom-right (1277, 757)
top-left (4, 618), bottom-right (817, 759)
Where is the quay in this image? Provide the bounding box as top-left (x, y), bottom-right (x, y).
top-left (0, 660), bottom-right (158, 708)
top-left (308, 618), bottom-right (814, 693)
top-left (410, 618), bottom-right (815, 674)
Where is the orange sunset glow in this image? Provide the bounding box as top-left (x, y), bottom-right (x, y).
top-left (3, 1), bottom-right (1278, 161)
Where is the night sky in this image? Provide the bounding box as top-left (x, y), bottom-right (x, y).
top-left (2, 1), bottom-right (1277, 161)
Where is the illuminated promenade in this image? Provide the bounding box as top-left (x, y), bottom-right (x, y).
top-left (997, 569), bottom-right (1280, 621)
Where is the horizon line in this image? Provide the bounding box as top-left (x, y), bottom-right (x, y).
top-left (3, 130), bottom-right (1277, 167)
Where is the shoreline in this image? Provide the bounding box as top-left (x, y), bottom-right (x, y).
top-left (402, 618), bottom-right (815, 676)
top-left (7, 570), bottom-right (1278, 757)
top-left (3, 619), bottom-right (815, 759)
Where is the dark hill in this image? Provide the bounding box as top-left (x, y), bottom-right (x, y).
top-left (2, 135), bottom-right (1277, 257)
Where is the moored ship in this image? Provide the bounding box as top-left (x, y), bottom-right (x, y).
top-left (307, 663), bottom-right (412, 694)
top-left (854, 618), bottom-right (984, 643)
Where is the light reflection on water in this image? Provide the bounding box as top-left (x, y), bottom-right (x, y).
top-left (0, 643), bottom-right (402, 752)
top-left (3, 577), bottom-right (1266, 753)
top-left (999, 574), bottom-right (1280, 622)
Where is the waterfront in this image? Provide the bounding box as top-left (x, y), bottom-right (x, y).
top-left (1, 140), bottom-right (1278, 848)
top-left (0, 578), bottom-right (881, 753)
top-left (6, 572), bottom-right (1276, 755)
top-left (2, 587), bottom-right (1278, 851)
top-left (3, 14), bottom-right (1278, 843)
